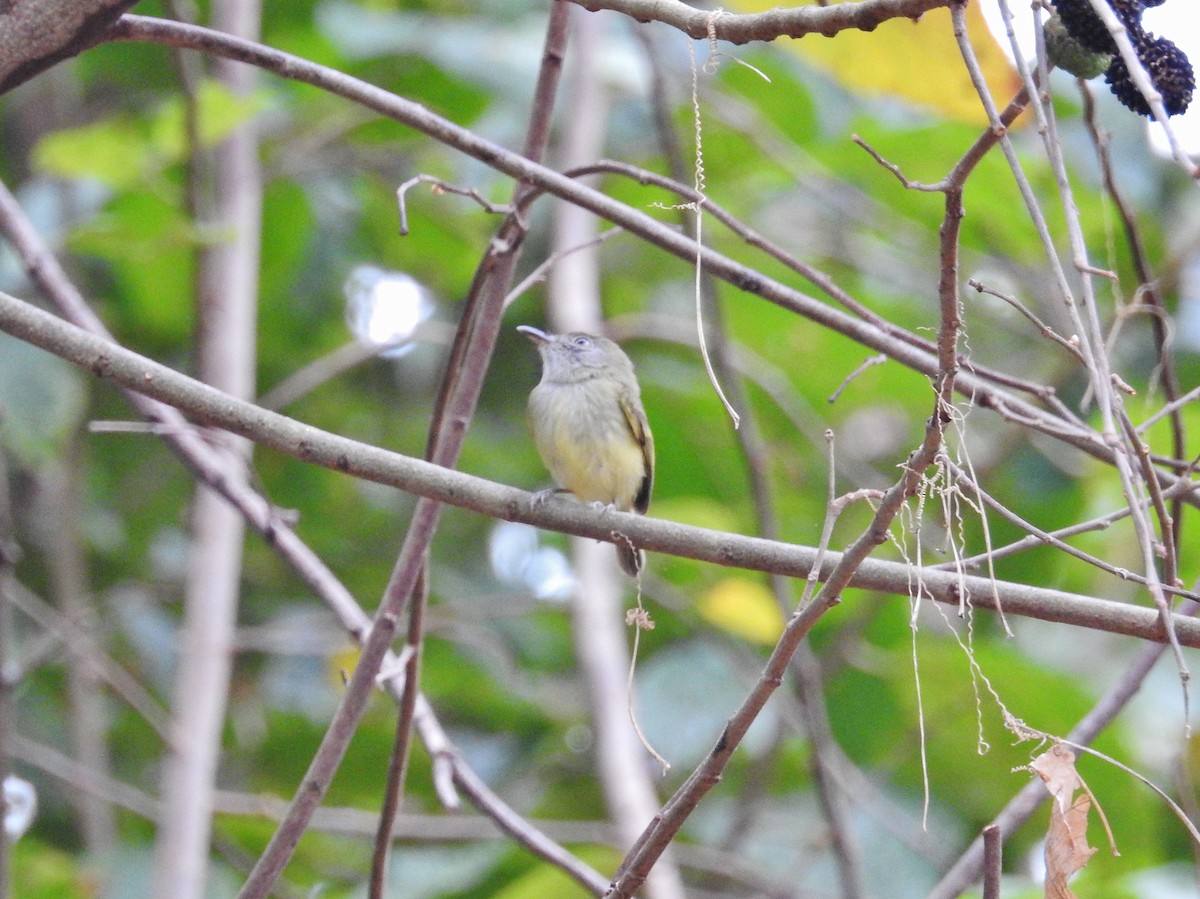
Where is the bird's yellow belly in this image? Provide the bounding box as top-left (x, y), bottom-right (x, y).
top-left (529, 385), bottom-right (644, 510)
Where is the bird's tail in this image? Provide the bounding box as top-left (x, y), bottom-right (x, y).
top-left (616, 542), bottom-right (643, 577)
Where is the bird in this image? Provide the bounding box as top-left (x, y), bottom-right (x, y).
top-left (517, 325), bottom-right (654, 576)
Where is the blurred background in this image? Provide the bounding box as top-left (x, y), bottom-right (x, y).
top-left (1, 0), bottom-right (1199, 896)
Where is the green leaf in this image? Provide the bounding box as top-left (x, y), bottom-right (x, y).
top-left (69, 190), bottom-right (196, 347)
top-left (32, 80), bottom-right (270, 189)
top-left (32, 115), bottom-right (158, 190)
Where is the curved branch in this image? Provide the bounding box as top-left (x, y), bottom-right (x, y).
top-left (2, 289), bottom-right (1198, 651)
top-left (565, 0), bottom-right (953, 43)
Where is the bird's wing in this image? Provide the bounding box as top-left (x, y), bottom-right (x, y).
top-left (618, 391), bottom-right (654, 514)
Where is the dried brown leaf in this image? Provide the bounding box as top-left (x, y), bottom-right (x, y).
top-left (1031, 744), bottom-right (1084, 812)
top-left (1031, 746), bottom-right (1097, 899)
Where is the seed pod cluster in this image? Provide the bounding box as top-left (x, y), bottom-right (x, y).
top-left (1045, 14), bottom-right (1114, 79)
top-left (1052, 0), bottom-right (1194, 116)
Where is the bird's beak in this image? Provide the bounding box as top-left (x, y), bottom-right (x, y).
top-left (517, 325), bottom-right (550, 344)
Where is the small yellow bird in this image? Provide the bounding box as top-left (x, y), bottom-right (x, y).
top-left (518, 326), bottom-right (654, 576)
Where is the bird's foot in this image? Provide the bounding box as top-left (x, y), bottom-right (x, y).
top-left (530, 487), bottom-right (565, 509)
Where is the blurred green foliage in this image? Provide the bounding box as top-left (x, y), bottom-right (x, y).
top-left (1, 0), bottom-right (1198, 896)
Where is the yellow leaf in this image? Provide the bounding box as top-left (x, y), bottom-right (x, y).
top-left (700, 577), bottom-right (784, 644)
top-left (726, 0), bottom-right (1021, 124)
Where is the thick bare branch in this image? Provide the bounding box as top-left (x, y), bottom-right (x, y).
top-left (152, 1), bottom-right (264, 893)
top-left (0, 0), bottom-right (139, 94)
top-left (1, 290), bottom-right (1196, 652)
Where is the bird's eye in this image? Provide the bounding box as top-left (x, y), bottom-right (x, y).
top-left (572, 336), bottom-right (592, 348)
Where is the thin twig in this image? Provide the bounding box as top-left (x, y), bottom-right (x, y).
top-left (260, 337), bottom-right (404, 412)
top-left (4, 578), bottom-right (173, 738)
top-left (941, 459), bottom-right (1199, 603)
top-left (503, 227), bottom-right (624, 309)
top-left (967, 278), bottom-right (1086, 362)
top-left (827, 354), bottom-right (888, 404)
top-left (851, 133), bottom-right (943, 192)
top-left (569, 158), bottom-right (1074, 416)
top-left (1137, 383), bottom-right (1200, 435)
top-left (395, 173), bottom-right (514, 236)
top-left (368, 569), bottom-right (428, 899)
top-left (992, 0), bottom-right (1191, 735)
top-left (1117, 408), bottom-right (1177, 589)
top-left (451, 761), bottom-right (609, 892)
top-left (1080, 79), bottom-right (1188, 555)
